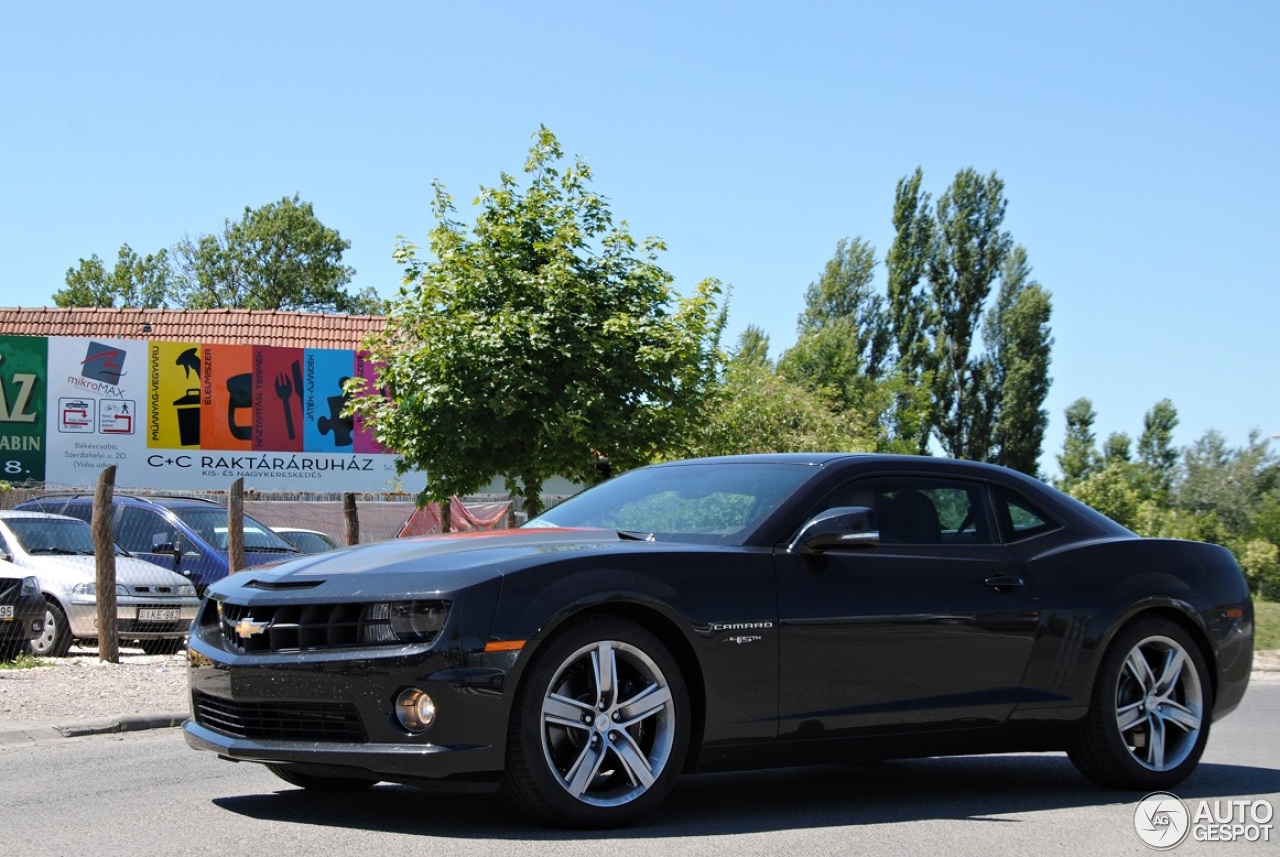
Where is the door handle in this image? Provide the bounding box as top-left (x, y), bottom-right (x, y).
top-left (984, 574), bottom-right (1026, 590)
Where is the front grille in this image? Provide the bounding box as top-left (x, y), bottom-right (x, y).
top-left (216, 601), bottom-right (385, 652)
top-left (192, 690), bottom-right (366, 742)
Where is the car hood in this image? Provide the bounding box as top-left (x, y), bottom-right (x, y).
top-left (210, 528), bottom-right (635, 601)
top-left (18, 553), bottom-right (193, 587)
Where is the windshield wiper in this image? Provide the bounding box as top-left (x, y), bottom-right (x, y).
top-left (30, 547), bottom-right (92, 555)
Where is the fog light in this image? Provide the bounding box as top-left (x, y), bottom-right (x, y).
top-left (395, 688), bottom-right (436, 734)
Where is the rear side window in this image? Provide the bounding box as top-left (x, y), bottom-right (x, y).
top-left (992, 485), bottom-right (1060, 542)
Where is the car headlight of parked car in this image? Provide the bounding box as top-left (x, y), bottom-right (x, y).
top-left (71, 582), bottom-right (129, 601)
top-left (21, 576), bottom-right (40, 598)
top-left (177, 583), bottom-right (197, 597)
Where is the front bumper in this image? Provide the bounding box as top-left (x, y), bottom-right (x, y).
top-left (183, 638), bottom-right (515, 785)
top-left (64, 598), bottom-right (200, 639)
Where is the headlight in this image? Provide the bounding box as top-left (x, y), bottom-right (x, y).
top-left (178, 583), bottom-right (197, 597)
top-left (20, 576), bottom-right (40, 598)
top-left (361, 600), bottom-right (450, 644)
top-left (71, 582), bottom-right (130, 599)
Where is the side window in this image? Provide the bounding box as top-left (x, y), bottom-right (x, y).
top-left (117, 507), bottom-right (174, 553)
top-left (991, 486), bottom-right (1060, 542)
top-left (52, 501), bottom-right (91, 524)
top-left (822, 477), bottom-right (996, 546)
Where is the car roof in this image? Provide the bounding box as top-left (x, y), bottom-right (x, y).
top-left (23, 493), bottom-right (221, 509)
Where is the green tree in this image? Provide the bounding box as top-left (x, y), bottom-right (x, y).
top-left (1073, 461), bottom-right (1141, 528)
top-left (778, 237), bottom-right (896, 449)
top-left (174, 194), bottom-right (381, 314)
top-left (1058, 397), bottom-right (1100, 487)
top-left (54, 244), bottom-right (174, 308)
top-left (1137, 398), bottom-right (1179, 500)
top-left (928, 168), bottom-right (1014, 460)
top-left (732, 325), bottom-right (772, 368)
top-left (983, 246), bottom-right (1052, 475)
top-left (884, 168), bottom-right (937, 454)
top-left (694, 348), bottom-right (873, 457)
top-left (1103, 432), bottom-right (1133, 464)
top-left (1178, 429), bottom-right (1277, 537)
top-left (349, 128), bottom-right (725, 515)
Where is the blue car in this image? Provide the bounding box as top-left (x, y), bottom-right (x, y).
top-left (16, 494), bottom-right (300, 593)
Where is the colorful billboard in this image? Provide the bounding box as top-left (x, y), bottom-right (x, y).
top-left (1, 334), bottom-right (422, 493)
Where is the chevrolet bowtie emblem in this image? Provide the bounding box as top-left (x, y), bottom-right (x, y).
top-left (234, 617), bottom-right (269, 639)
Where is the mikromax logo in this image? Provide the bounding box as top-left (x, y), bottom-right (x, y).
top-left (1134, 792), bottom-right (1190, 849)
top-left (1133, 793), bottom-right (1275, 848)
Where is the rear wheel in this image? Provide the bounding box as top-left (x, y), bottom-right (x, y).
top-left (1069, 617), bottom-right (1212, 789)
top-left (266, 765), bottom-right (378, 792)
top-left (503, 616), bottom-right (690, 828)
top-left (27, 599), bottom-right (72, 658)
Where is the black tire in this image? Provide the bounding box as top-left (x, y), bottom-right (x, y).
top-left (266, 765), bottom-right (378, 792)
top-left (138, 638), bottom-right (185, 656)
top-left (1069, 617), bottom-right (1213, 790)
top-left (27, 599), bottom-right (72, 658)
top-left (503, 616), bottom-right (691, 828)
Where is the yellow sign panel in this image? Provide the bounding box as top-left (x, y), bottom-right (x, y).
top-left (146, 341), bottom-right (203, 448)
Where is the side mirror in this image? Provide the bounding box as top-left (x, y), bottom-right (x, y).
top-left (0, 549), bottom-right (11, 563)
top-left (789, 506), bottom-right (880, 554)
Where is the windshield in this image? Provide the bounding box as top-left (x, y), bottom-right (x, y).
top-left (7, 516), bottom-right (99, 555)
top-left (524, 461), bottom-right (818, 544)
top-left (173, 508), bottom-right (298, 552)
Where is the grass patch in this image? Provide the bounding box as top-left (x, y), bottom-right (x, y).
top-left (0, 651), bottom-right (49, 670)
top-left (1254, 598), bottom-right (1279, 652)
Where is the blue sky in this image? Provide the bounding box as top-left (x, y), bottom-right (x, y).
top-left (2, 1), bottom-right (1276, 474)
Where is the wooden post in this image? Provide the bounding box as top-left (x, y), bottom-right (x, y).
top-left (228, 478), bottom-right (245, 573)
top-left (342, 492), bottom-right (359, 545)
top-left (93, 465), bottom-right (120, 664)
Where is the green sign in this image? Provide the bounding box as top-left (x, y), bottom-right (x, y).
top-left (0, 335), bottom-right (48, 482)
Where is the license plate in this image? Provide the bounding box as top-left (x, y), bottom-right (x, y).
top-left (0, 605), bottom-right (13, 621)
top-left (138, 608), bottom-right (181, 622)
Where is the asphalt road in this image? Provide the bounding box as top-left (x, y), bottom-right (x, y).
top-left (2, 680), bottom-right (1276, 857)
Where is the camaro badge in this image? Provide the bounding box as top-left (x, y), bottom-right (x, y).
top-left (234, 617), bottom-right (269, 639)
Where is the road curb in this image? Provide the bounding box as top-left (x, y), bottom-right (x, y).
top-left (0, 712), bottom-right (188, 747)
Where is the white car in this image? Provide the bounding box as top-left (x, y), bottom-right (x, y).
top-left (0, 510), bottom-right (200, 656)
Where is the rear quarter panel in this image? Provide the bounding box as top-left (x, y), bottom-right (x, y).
top-left (1014, 534), bottom-right (1252, 721)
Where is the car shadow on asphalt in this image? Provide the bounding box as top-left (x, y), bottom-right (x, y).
top-left (210, 754), bottom-right (1280, 839)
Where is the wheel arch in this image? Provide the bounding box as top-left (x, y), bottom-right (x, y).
top-left (1096, 602), bottom-right (1219, 707)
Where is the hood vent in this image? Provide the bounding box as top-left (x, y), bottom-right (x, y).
top-left (242, 578), bottom-right (325, 590)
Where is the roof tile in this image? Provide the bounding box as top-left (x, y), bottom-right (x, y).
top-left (0, 307), bottom-right (386, 350)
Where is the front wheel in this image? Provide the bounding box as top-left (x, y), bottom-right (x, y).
top-left (503, 617), bottom-right (690, 828)
top-left (27, 599), bottom-right (72, 658)
top-left (1069, 617), bottom-right (1212, 790)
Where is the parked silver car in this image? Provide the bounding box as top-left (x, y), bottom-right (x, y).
top-left (0, 510), bottom-right (200, 656)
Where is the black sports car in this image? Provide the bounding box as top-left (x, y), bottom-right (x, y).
top-left (184, 453), bottom-right (1253, 827)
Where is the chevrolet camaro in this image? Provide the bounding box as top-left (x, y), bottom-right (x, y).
top-left (183, 454), bottom-right (1253, 827)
